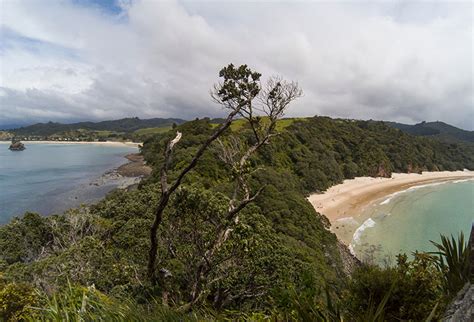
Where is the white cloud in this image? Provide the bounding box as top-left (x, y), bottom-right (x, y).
top-left (0, 0), bottom-right (472, 129)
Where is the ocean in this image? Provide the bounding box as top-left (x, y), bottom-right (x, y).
top-left (0, 142), bottom-right (138, 224)
top-left (351, 180), bottom-right (474, 264)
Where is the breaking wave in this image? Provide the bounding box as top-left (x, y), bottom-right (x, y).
top-left (452, 178), bottom-right (474, 184)
top-left (379, 181), bottom-right (452, 205)
top-left (349, 218), bottom-right (376, 255)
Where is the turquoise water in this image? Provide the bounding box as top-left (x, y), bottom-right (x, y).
top-left (0, 142), bottom-right (137, 224)
top-left (352, 180), bottom-right (474, 263)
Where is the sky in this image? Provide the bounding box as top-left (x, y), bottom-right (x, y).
top-left (0, 0), bottom-right (473, 130)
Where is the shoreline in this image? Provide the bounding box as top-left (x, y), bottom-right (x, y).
top-left (0, 140), bottom-right (141, 147)
top-left (308, 171), bottom-right (474, 247)
top-left (0, 144), bottom-right (149, 223)
top-left (91, 153), bottom-right (152, 190)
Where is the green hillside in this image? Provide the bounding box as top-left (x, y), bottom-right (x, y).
top-left (387, 121), bottom-right (474, 143)
top-left (1, 116), bottom-right (472, 320)
top-left (7, 117), bottom-right (186, 140)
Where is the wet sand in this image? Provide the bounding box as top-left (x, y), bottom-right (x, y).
top-left (308, 171), bottom-right (474, 245)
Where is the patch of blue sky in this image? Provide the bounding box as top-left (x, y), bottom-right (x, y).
top-left (72, 0), bottom-right (124, 15)
top-left (0, 27), bottom-right (81, 60)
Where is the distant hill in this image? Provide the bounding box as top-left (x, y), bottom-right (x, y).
top-left (6, 117), bottom-right (473, 145)
top-left (9, 117), bottom-right (186, 137)
top-left (386, 121), bottom-right (474, 143)
top-left (0, 123), bottom-right (27, 130)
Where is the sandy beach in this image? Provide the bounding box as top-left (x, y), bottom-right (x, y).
top-left (0, 140), bottom-right (141, 147)
top-left (308, 171), bottom-right (474, 245)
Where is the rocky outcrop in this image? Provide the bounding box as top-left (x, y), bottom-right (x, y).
top-left (337, 241), bottom-right (361, 276)
top-left (407, 163), bottom-right (422, 174)
top-left (442, 283), bottom-right (473, 321)
top-left (471, 223), bottom-right (474, 280)
top-left (9, 141), bottom-right (25, 151)
top-left (375, 164), bottom-right (391, 177)
top-left (90, 153), bottom-right (151, 191)
top-left (116, 153), bottom-right (152, 177)
top-left (442, 223), bottom-right (474, 321)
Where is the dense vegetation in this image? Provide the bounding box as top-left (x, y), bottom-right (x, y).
top-left (387, 120), bottom-right (474, 144)
top-left (1, 113), bottom-right (473, 320)
top-left (247, 117), bottom-right (473, 193)
top-left (1, 117), bottom-right (186, 142)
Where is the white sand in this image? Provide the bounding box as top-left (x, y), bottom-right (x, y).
top-left (308, 171), bottom-right (474, 244)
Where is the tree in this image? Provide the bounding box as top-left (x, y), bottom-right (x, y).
top-left (147, 64), bottom-right (302, 289)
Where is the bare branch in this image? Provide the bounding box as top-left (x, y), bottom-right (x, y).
top-left (148, 64), bottom-right (262, 282)
top-left (258, 76), bottom-right (303, 121)
top-left (148, 106), bottom-right (242, 282)
top-left (169, 131), bottom-right (182, 149)
top-left (148, 64), bottom-right (302, 308)
top-left (226, 186), bottom-right (265, 221)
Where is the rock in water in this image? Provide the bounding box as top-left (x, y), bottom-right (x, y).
top-left (9, 141), bottom-right (26, 151)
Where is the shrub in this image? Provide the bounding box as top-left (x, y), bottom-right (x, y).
top-left (0, 279), bottom-right (38, 321)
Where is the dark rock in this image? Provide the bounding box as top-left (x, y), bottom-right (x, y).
top-left (442, 223), bottom-right (474, 321)
top-left (337, 241), bottom-right (361, 276)
top-left (442, 283), bottom-right (473, 321)
top-left (9, 141), bottom-right (25, 151)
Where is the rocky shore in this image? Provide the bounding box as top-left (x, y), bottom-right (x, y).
top-left (117, 153), bottom-right (152, 177)
top-left (91, 153), bottom-right (152, 190)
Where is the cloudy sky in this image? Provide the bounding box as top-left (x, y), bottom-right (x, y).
top-left (0, 0), bottom-right (473, 129)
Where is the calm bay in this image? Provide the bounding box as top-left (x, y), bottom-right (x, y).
top-left (0, 142), bottom-right (138, 224)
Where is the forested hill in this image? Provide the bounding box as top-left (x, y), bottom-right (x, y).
top-left (0, 115), bottom-right (473, 320)
top-left (6, 117), bottom-right (186, 137)
top-left (386, 120), bottom-right (474, 143)
top-left (143, 116), bottom-right (474, 193)
top-left (5, 116), bottom-right (473, 146)
top-left (268, 117), bottom-right (474, 193)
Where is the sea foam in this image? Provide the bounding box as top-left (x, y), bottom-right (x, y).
top-left (379, 181), bottom-right (450, 205)
top-left (348, 218), bottom-right (376, 255)
top-left (452, 178), bottom-right (474, 184)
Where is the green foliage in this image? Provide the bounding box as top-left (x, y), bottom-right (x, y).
top-left (0, 207), bottom-right (147, 294)
top-left (261, 117), bottom-right (474, 193)
top-left (0, 212), bottom-right (52, 265)
top-left (11, 117), bottom-right (185, 137)
top-left (155, 186), bottom-right (299, 310)
top-left (347, 253), bottom-right (443, 320)
top-left (228, 117), bottom-right (304, 132)
top-left (430, 232), bottom-right (471, 296)
top-left (134, 126), bottom-right (172, 138)
top-left (0, 278), bottom-right (39, 321)
top-left (275, 272), bottom-right (343, 321)
top-left (352, 287), bottom-right (391, 322)
top-left (27, 281), bottom-right (199, 321)
top-left (30, 282), bottom-right (122, 321)
top-left (1, 114), bottom-right (473, 319)
top-left (216, 63), bottom-right (261, 105)
top-left (388, 120), bottom-right (474, 143)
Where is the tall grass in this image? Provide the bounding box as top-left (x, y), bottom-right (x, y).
top-left (26, 281), bottom-right (198, 321)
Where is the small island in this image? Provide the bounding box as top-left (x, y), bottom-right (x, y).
top-left (9, 139), bottom-right (26, 151)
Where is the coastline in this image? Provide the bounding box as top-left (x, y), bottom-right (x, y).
top-left (0, 140), bottom-right (141, 147)
top-left (93, 153), bottom-right (152, 189)
top-left (308, 171), bottom-right (474, 246)
top-left (0, 142), bottom-right (148, 223)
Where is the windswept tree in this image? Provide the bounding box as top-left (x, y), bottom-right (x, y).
top-left (147, 64), bottom-right (302, 291)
